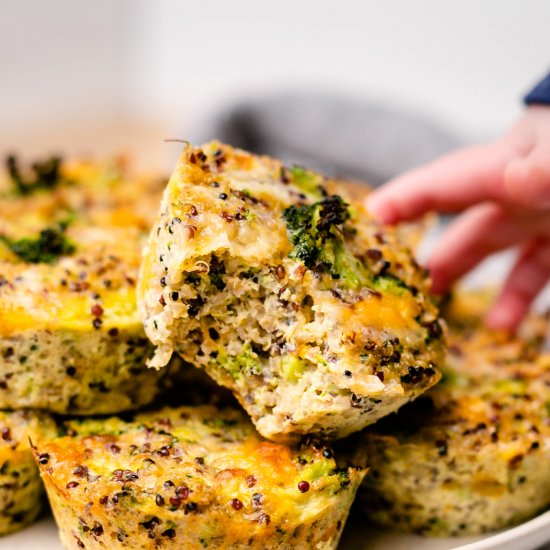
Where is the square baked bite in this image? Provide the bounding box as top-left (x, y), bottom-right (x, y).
top-left (139, 142), bottom-right (444, 441)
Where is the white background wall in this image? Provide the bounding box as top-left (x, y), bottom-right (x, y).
top-left (1, 0), bottom-right (549, 169)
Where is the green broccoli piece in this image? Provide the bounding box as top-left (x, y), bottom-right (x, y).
top-left (283, 195), bottom-right (368, 289)
top-left (372, 273), bottom-right (410, 295)
top-left (0, 224), bottom-right (76, 264)
top-left (6, 155), bottom-right (64, 195)
top-left (289, 165), bottom-right (326, 198)
top-left (438, 367), bottom-right (470, 390)
top-left (280, 354), bottom-right (307, 383)
top-left (214, 343), bottom-right (261, 380)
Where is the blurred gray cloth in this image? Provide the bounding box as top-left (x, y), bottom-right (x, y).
top-left (193, 93), bottom-right (463, 186)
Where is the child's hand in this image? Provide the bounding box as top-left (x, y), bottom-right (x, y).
top-left (366, 106), bottom-right (550, 330)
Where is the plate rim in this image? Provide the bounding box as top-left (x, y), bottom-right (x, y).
top-left (454, 509), bottom-right (550, 550)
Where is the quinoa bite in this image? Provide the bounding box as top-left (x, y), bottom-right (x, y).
top-left (0, 156), bottom-right (174, 413)
top-left (139, 142), bottom-right (444, 441)
top-left (35, 405), bottom-right (366, 549)
top-left (360, 290), bottom-right (550, 535)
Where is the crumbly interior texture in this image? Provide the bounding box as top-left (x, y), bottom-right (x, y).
top-left (0, 410), bottom-right (55, 535)
top-left (35, 405), bottom-right (366, 549)
top-left (360, 290), bottom-right (550, 536)
top-left (0, 159), bottom-right (173, 413)
top-left (139, 142), bottom-right (444, 441)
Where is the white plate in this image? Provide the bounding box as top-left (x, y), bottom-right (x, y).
top-left (342, 510), bottom-right (550, 550)
top-left (2, 511), bottom-right (550, 550)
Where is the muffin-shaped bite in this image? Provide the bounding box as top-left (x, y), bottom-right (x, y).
top-left (35, 405), bottom-right (365, 549)
top-left (360, 290), bottom-right (550, 536)
top-left (139, 142), bottom-right (444, 441)
top-left (0, 410), bottom-right (55, 535)
top-left (0, 156), bottom-right (175, 413)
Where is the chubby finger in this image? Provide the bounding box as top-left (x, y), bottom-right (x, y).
top-left (427, 203), bottom-right (532, 294)
top-left (486, 238), bottom-right (550, 331)
top-left (504, 144), bottom-right (550, 209)
top-left (366, 144), bottom-right (510, 224)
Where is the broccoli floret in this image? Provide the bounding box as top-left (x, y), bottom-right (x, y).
top-left (283, 195), bottom-right (350, 266)
top-left (185, 273), bottom-right (201, 285)
top-left (289, 165), bottom-right (326, 198)
top-left (0, 224), bottom-right (76, 264)
top-left (283, 195), bottom-right (368, 289)
top-left (6, 154), bottom-right (64, 195)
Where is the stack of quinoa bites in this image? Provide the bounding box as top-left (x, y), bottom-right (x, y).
top-left (30, 142), bottom-right (443, 550)
top-left (0, 155), bottom-right (177, 535)
top-left (7, 142), bottom-right (547, 548)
